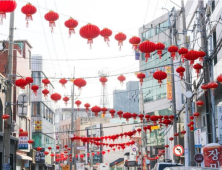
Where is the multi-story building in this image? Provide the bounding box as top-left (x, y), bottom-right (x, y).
top-left (113, 81), bottom-right (139, 114)
top-left (138, 11), bottom-right (183, 167)
top-left (0, 40), bottom-right (34, 169)
top-left (31, 55), bottom-right (56, 169)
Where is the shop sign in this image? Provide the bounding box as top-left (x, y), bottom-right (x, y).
top-left (166, 66), bottom-right (172, 100)
top-left (35, 148), bottom-right (45, 164)
top-left (18, 131), bottom-right (29, 150)
top-left (203, 143), bottom-right (222, 168)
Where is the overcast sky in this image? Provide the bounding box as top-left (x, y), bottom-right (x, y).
top-left (0, 0), bottom-right (185, 109)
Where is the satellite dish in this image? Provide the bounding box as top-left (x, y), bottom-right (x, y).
top-left (184, 91), bottom-right (192, 99)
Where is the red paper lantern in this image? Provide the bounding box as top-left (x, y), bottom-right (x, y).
top-left (169, 137), bottom-right (174, 141)
top-left (75, 100), bottom-right (81, 110)
top-left (155, 42), bottom-right (165, 59)
top-left (201, 83), bottom-right (209, 91)
top-left (15, 78), bottom-right (27, 89)
top-left (42, 79), bottom-right (50, 88)
top-left (132, 113), bottom-right (138, 120)
top-left (163, 119), bottom-right (171, 127)
top-left (176, 66), bottom-right (185, 80)
top-left (150, 115), bottom-right (158, 125)
top-left (48, 147), bottom-right (52, 150)
top-left (28, 139), bottom-right (34, 144)
top-left (75, 154), bottom-right (78, 158)
top-left (87, 153), bottom-right (90, 157)
top-left (145, 114), bottom-right (150, 122)
top-left (208, 82), bottom-right (218, 91)
top-left (19, 128), bottom-right (23, 133)
top-left (74, 78), bottom-right (87, 91)
top-left (101, 107), bottom-right (108, 115)
top-left (165, 144), bottom-right (169, 148)
top-left (139, 40), bottom-right (156, 62)
top-left (168, 45), bottom-right (178, 60)
top-left (190, 116), bottom-right (194, 121)
top-left (137, 128), bottom-right (142, 134)
top-left (169, 115), bottom-right (174, 121)
top-left (184, 50), bottom-right (199, 67)
top-left (217, 74), bottom-right (222, 84)
top-left (198, 50), bottom-right (206, 62)
top-left (153, 70), bottom-right (167, 86)
top-left (50, 153), bottom-right (55, 157)
top-left (42, 89), bottom-right (49, 98)
top-left (26, 77), bottom-right (33, 86)
top-left (100, 77), bottom-right (108, 87)
top-left (36, 147), bottom-right (42, 151)
top-left (63, 96), bottom-right (69, 106)
top-left (51, 93), bottom-right (61, 103)
top-left (117, 75), bottom-right (126, 85)
top-left (196, 100), bottom-right (204, 107)
top-left (59, 78), bottom-right (67, 88)
top-left (31, 85), bottom-right (39, 96)
top-left (109, 109), bottom-right (116, 118)
top-left (190, 126), bottom-right (194, 132)
top-left (193, 112), bottom-right (200, 118)
top-left (2, 114), bottom-right (9, 120)
top-left (102, 151), bottom-right (106, 155)
top-left (137, 73), bottom-right (146, 85)
top-left (123, 112), bottom-right (132, 122)
top-left (21, 3), bottom-right (37, 27)
top-left (44, 151), bottom-right (49, 155)
top-left (178, 47), bottom-right (188, 63)
top-left (0, 0), bottom-right (17, 24)
top-left (100, 28), bottom-right (112, 45)
top-left (44, 11), bottom-right (59, 33)
top-left (84, 103), bottom-right (90, 113)
top-left (115, 32), bottom-right (127, 50)
top-left (56, 145), bottom-right (60, 150)
top-left (129, 36), bottom-right (141, 50)
top-left (92, 153), bottom-right (95, 156)
top-left (163, 115), bottom-right (169, 119)
top-left (64, 18), bottom-right (78, 37)
top-left (117, 110), bottom-right (123, 119)
top-left (80, 154), bottom-right (84, 158)
top-left (180, 130), bottom-right (186, 137)
top-left (91, 105), bottom-right (101, 117)
top-left (174, 133), bottom-right (179, 137)
top-left (193, 63), bottom-right (202, 78)
top-left (79, 23), bottom-right (100, 48)
top-left (138, 114), bottom-right (144, 123)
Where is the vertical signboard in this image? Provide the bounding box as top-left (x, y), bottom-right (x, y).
top-left (34, 120), bottom-right (42, 131)
top-left (135, 45), bottom-right (140, 60)
top-left (165, 66), bottom-right (172, 100)
top-left (217, 106), bottom-right (222, 144)
top-left (35, 148), bottom-right (45, 164)
top-left (194, 129), bottom-right (202, 148)
top-left (18, 131), bottom-right (29, 150)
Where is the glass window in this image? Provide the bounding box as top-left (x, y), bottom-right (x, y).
top-left (32, 102), bottom-right (40, 116)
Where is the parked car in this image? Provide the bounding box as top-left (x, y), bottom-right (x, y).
top-left (152, 162), bottom-right (183, 170)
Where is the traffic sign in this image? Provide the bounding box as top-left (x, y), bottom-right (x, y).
top-left (132, 147), bottom-right (136, 152)
top-left (173, 145), bottom-right (184, 156)
top-left (194, 153), bottom-right (204, 163)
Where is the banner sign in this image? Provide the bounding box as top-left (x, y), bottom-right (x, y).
top-left (165, 66), bottom-right (172, 100)
top-left (135, 45), bottom-right (140, 60)
top-left (194, 129), bottom-right (202, 148)
top-left (18, 131), bottom-right (29, 150)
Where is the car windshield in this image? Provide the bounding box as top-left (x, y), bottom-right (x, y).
top-left (159, 164), bottom-right (183, 170)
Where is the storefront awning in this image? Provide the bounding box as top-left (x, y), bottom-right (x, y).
top-left (16, 154), bottom-right (33, 161)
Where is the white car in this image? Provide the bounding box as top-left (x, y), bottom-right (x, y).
top-left (153, 162), bottom-right (183, 170)
top-left (163, 167), bottom-right (221, 170)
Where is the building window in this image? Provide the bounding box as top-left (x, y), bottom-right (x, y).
top-left (32, 102), bottom-right (40, 116)
top-left (155, 20), bottom-right (168, 35)
top-left (203, 115), bottom-right (206, 126)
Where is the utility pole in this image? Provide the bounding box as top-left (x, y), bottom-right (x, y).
top-left (3, 12), bottom-right (15, 169)
top-left (198, 0), bottom-right (215, 143)
top-left (70, 68), bottom-right (75, 170)
top-left (90, 111), bottom-right (93, 170)
top-left (168, 7), bottom-right (178, 163)
top-left (181, 0), bottom-right (195, 166)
